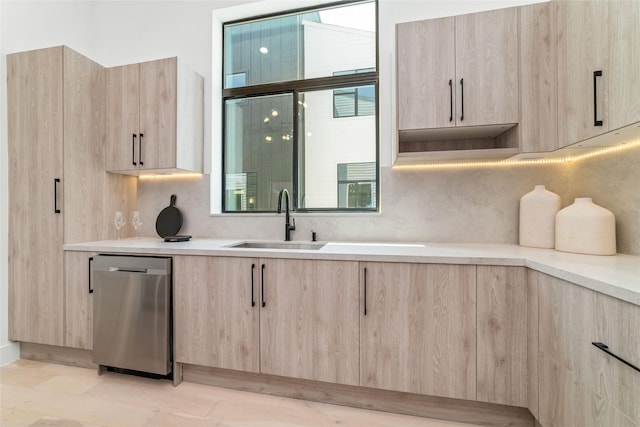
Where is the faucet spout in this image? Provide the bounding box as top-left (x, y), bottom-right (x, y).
top-left (277, 188), bottom-right (296, 241)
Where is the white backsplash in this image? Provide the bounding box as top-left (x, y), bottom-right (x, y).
top-left (136, 146), bottom-right (640, 255)
top-left (136, 163), bottom-right (568, 244)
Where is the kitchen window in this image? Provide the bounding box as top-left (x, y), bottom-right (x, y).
top-left (222, 0), bottom-right (378, 212)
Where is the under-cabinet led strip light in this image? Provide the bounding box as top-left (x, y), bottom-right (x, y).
top-left (138, 172), bottom-right (204, 180)
top-left (392, 139), bottom-right (640, 170)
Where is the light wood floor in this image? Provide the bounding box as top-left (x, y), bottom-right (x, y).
top-left (1, 360), bottom-right (483, 426)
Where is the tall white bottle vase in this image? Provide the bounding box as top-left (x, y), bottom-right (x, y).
top-left (555, 198), bottom-right (616, 255)
top-left (519, 185), bottom-right (561, 248)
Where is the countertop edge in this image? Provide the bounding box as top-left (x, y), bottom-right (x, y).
top-left (64, 239), bottom-right (640, 306)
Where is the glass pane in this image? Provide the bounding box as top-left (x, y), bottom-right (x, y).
top-left (333, 89), bottom-right (356, 118)
top-left (298, 87), bottom-right (377, 210)
top-left (224, 0), bottom-right (376, 88)
top-left (357, 86), bottom-right (375, 116)
top-left (224, 94), bottom-right (293, 212)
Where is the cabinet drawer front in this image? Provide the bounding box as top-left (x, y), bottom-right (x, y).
top-left (539, 273), bottom-right (640, 424)
top-left (539, 353), bottom-right (635, 427)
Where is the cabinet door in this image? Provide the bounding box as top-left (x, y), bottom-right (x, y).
top-left (476, 266), bottom-right (527, 407)
top-left (360, 262), bottom-right (476, 400)
top-left (260, 259), bottom-right (360, 385)
top-left (455, 7), bottom-right (518, 127)
top-left (609, 0), bottom-right (640, 130)
top-left (64, 252), bottom-right (97, 350)
top-left (174, 256), bottom-right (260, 372)
top-left (106, 63), bottom-right (140, 172)
top-left (519, 2), bottom-right (558, 153)
top-left (397, 17), bottom-right (456, 130)
top-left (63, 47), bottom-right (111, 243)
top-left (139, 58), bottom-right (177, 170)
top-left (557, 1), bottom-right (609, 148)
top-left (7, 47), bottom-right (65, 346)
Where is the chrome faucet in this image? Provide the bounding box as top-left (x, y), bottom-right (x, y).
top-left (277, 188), bottom-right (296, 241)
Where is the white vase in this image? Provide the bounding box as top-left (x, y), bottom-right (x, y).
top-left (555, 198), bottom-right (616, 255)
top-left (519, 185), bottom-right (561, 248)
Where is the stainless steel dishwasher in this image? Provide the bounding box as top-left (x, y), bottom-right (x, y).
top-left (92, 255), bottom-right (172, 377)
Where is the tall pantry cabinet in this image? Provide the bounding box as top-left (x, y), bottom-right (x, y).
top-left (7, 46), bottom-right (135, 346)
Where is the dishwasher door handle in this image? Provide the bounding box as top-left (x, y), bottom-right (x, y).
top-left (108, 267), bottom-right (148, 274)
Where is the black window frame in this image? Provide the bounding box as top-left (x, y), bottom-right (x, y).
top-left (221, 0), bottom-right (379, 214)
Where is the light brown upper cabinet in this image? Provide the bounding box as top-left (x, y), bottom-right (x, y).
top-left (396, 7), bottom-right (518, 158)
top-left (557, 0), bottom-right (640, 148)
top-left (518, 2), bottom-right (558, 153)
top-left (7, 46), bottom-right (134, 346)
top-left (106, 57), bottom-right (204, 174)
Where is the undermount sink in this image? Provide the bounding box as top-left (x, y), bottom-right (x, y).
top-left (227, 241), bottom-right (326, 251)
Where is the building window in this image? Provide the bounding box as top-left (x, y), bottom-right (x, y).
top-left (337, 162), bottom-right (376, 208)
top-left (333, 68), bottom-right (375, 118)
top-left (222, 0), bottom-right (378, 212)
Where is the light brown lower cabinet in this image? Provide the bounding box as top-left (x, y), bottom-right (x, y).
top-left (537, 272), bottom-right (639, 426)
top-left (476, 266), bottom-right (528, 407)
top-left (260, 258), bottom-right (360, 385)
top-left (359, 262), bottom-right (476, 399)
top-left (174, 256), bottom-right (360, 386)
top-left (64, 251), bottom-right (98, 350)
top-left (174, 256), bottom-right (260, 372)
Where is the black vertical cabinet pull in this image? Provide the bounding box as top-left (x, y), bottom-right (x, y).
top-left (460, 78), bottom-right (464, 121)
top-left (132, 134), bottom-right (137, 166)
top-left (448, 79), bottom-right (453, 122)
top-left (88, 257), bottom-right (94, 294)
top-left (251, 263), bottom-right (256, 307)
top-left (139, 133), bottom-right (144, 166)
top-left (261, 264), bottom-right (266, 307)
top-left (592, 342), bottom-right (640, 373)
top-left (363, 268), bottom-right (368, 316)
top-left (54, 178), bottom-right (61, 213)
top-left (593, 70), bottom-right (603, 126)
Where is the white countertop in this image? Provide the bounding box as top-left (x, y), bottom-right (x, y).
top-left (64, 238), bottom-right (640, 306)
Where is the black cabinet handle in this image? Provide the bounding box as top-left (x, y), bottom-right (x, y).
top-left (251, 263), bottom-right (256, 307)
top-left (139, 133), bottom-right (144, 166)
top-left (363, 267), bottom-right (367, 316)
top-left (460, 78), bottom-right (464, 122)
top-left (132, 134), bottom-right (137, 166)
top-left (592, 342), bottom-right (639, 373)
top-left (261, 264), bottom-right (266, 308)
top-left (449, 79), bottom-right (453, 122)
top-left (54, 178), bottom-right (61, 213)
top-left (88, 257), bottom-right (94, 294)
top-left (593, 70), bottom-right (603, 126)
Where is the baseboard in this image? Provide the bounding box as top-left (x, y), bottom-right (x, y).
top-left (0, 341), bottom-right (20, 366)
top-left (182, 364), bottom-right (535, 427)
top-left (20, 342), bottom-right (96, 370)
